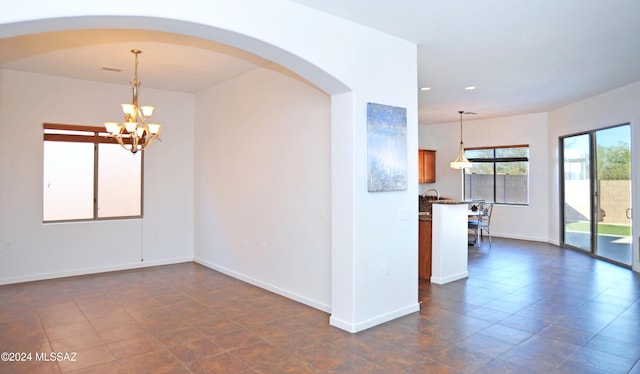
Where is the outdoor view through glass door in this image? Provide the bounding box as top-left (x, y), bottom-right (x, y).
top-left (561, 124), bottom-right (632, 266)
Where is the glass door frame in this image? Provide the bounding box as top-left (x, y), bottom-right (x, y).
top-left (559, 123), bottom-right (632, 267)
top-left (559, 131), bottom-right (595, 254)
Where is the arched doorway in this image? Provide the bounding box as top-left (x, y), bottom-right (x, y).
top-left (1, 4), bottom-right (421, 333)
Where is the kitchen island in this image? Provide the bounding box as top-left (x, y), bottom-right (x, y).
top-left (430, 201), bottom-right (468, 284)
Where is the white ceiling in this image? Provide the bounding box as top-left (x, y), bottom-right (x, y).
top-left (0, 29), bottom-right (273, 93)
top-left (1, 0), bottom-right (639, 125)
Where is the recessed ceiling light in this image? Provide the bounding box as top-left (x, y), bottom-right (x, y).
top-left (465, 86), bottom-right (476, 90)
top-left (420, 87), bottom-right (431, 91)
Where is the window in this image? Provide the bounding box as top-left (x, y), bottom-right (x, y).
top-left (43, 123), bottom-right (143, 222)
top-left (464, 145), bottom-right (529, 205)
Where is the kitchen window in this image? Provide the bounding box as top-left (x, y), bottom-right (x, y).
top-left (43, 123), bottom-right (143, 222)
top-left (463, 145), bottom-right (529, 205)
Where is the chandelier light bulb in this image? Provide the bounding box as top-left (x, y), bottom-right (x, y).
top-left (141, 106), bottom-right (154, 117)
top-left (148, 124), bottom-right (161, 135)
top-left (121, 104), bottom-right (135, 115)
top-left (105, 122), bottom-right (120, 135)
top-left (124, 122), bottom-right (137, 133)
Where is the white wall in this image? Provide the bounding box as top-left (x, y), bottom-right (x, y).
top-left (0, 70), bottom-right (194, 283)
top-left (194, 66), bottom-right (332, 310)
top-left (1, 0), bottom-right (420, 332)
top-left (548, 81), bottom-right (640, 271)
top-left (419, 113), bottom-right (550, 242)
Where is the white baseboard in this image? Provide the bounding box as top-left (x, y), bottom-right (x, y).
top-left (490, 233), bottom-right (560, 245)
top-left (330, 302), bottom-right (420, 333)
top-left (430, 271), bottom-right (468, 285)
top-left (193, 256), bottom-right (331, 313)
top-left (0, 257), bottom-right (193, 286)
top-left (547, 238), bottom-right (561, 246)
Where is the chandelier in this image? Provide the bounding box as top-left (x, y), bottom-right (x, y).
top-left (449, 110), bottom-right (473, 169)
top-left (105, 49), bottom-right (161, 154)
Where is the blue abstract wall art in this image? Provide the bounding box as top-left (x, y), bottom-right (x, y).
top-left (366, 103), bottom-right (408, 192)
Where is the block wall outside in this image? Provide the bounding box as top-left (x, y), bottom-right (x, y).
top-left (466, 176), bottom-right (631, 226)
top-left (600, 180), bottom-right (631, 225)
top-left (464, 174), bottom-right (527, 204)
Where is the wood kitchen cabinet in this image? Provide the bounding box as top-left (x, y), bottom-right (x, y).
top-left (418, 149), bottom-right (436, 183)
top-left (418, 219), bottom-right (432, 280)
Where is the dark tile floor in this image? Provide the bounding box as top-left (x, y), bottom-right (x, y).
top-left (1, 238), bottom-right (639, 373)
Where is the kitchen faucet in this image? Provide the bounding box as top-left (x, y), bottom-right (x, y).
top-left (422, 188), bottom-right (440, 200)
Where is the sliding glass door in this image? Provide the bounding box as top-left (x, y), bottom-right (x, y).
top-left (560, 124), bottom-right (632, 266)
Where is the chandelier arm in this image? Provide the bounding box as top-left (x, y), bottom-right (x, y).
top-left (138, 138), bottom-right (154, 152)
top-left (112, 135), bottom-right (133, 152)
top-left (134, 131), bottom-right (141, 152)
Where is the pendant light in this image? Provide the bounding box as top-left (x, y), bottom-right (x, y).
top-left (449, 110), bottom-right (473, 169)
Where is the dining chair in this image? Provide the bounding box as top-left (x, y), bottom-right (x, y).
top-left (468, 202), bottom-right (494, 246)
top-left (467, 200), bottom-right (484, 245)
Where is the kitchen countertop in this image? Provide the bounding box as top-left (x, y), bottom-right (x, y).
top-left (420, 200), bottom-right (468, 221)
top-left (431, 200), bottom-right (468, 205)
top-left (419, 212), bottom-right (431, 222)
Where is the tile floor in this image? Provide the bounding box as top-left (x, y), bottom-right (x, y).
top-left (1, 238), bottom-right (639, 373)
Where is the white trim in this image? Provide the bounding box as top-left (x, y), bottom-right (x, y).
top-left (330, 303), bottom-right (420, 333)
top-left (193, 257), bottom-right (331, 313)
top-left (485, 233), bottom-right (554, 244)
top-left (430, 271), bottom-right (469, 285)
top-left (0, 257), bottom-right (192, 285)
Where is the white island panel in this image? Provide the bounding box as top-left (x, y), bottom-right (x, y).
top-left (431, 203), bottom-right (468, 284)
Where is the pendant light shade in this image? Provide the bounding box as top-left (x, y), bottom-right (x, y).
top-left (450, 110), bottom-right (472, 169)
